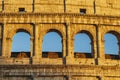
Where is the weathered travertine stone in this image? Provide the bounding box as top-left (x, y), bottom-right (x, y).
top-left (0, 0), bottom-right (120, 80)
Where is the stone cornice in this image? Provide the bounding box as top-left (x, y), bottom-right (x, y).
top-left (0, 13), bottom-right (119, 25)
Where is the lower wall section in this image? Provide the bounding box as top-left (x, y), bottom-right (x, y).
top-left (35, 76), bottom-right (66, 80)
top-left (72, 76), bottom-right (98, 80)
top-left (1, 65), bottom-right (120, 80)
top-left (0, 76), bottom-right (67, 80)
top-left (0, 76), bottom-right (99, 80)
top-left (1, 76), bottom-right (120, 80)
top-left (0, 77), bottom-right (30, 80)
top-left (104, 77), bottom-right (120, 80)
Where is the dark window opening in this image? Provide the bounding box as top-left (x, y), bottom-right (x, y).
top-left (105, 54), bottom-right (119, 60)
top-left (11, 52), bottom-right (30, 58)
top-left (80, 9), bottom-right (86, 14)
top-left (19, 8), bottom-right (25, 12)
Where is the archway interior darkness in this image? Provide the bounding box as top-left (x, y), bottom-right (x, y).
top-left (74, 32), bottom-right (93, 58)
top-left (42, 32), bottom-right (62, 58)
top-left (104, 32), bottom-right (119, 59)
top-left (11, 32), bottom-right (30, 58)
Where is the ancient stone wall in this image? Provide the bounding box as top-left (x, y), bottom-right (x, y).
top-left (0, 13), bottom-right (119, 80)
top-left (0, 13), bottom-right (119, 64)
top-left (0, 0), bottom-right (120, 80)
top-left (1, 0), bottom-right (120, 15)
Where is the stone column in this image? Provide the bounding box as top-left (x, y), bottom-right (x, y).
top-left (67, 23), bottom-right (74, 57)
top-left (98, 25), bottom-right (105, 59)
top-left (2, 24), bottom-right (12, 58)
top-left (93, 39), bottom-right (97, 58)
top-left (62, 37), bottom-right (66, 64)
top-left (2, 24), bottom-right (6, 57)
top-left (34, 24), bottom-right (39, 58)
top-left (39, 24), bottom-right (43, 59)
top-left (33, 24), bottom-right (41, 64)
top-left (30, 37), bottom-right (34, 57)
top-left (63, 38), bottom-right (66, 57)
top-left (66, 23), bottom-right (74, 64)
top-left (6, 37), bottom-right (12, 57)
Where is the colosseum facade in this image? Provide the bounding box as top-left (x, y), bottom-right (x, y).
top-left (0, 0), bottom-right (120, 80)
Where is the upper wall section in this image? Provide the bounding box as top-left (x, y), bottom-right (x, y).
top-left (34, 0), bottom-right (64, 13)
top-left (1, 0), bottom-right (120, 16)
top-left (4, 0), bottom-right (33, 12)
top-left (3, 0), bottom-right (64, 13)
top-left (66, 0), bottom-right (95, 14)
top-left (66, 0), bottom-right (120, 15)
top-left (96, 0), bottom-right (120, 15)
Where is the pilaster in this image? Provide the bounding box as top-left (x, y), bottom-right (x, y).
top-left (2, 24), bottom-right (12, 57)
top-left (66, 23), bottom-right (74, 64)
top-left (97, 25), bottom-right (105, 65)
top-left (63, 37), bottom-right (66, 61)
top-left (93, 39), bottom-right (97, 58)
top-left (2, 24), bottom-right (5, 57)
top-left (34, 23), bottom-right (39, 58)
top-left (6, 37), bottom-right (12, 57)
top-left (30, 37), bottom-right (34, 57)
top-left (32, 23), bottom-right (41, 64)
top-left (98, 25), bottom-right (105, 59)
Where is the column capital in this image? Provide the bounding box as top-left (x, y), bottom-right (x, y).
top-left (63, 38), bottom-right (66, 40)
top-left (30, 37), bottom-right (34, 40)
top-left (65, 22), bottom-right (71, 27)
top-left (102, 40), bottom-right (105, 42)
top-left (6, 37), bottom-right (12, 41)
top-left (34, 23), bottom-right (40, 25)
top-left (71, 38), bottom-right (74, 40)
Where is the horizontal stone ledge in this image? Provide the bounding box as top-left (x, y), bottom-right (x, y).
top-left (1, 72), bottom-right (120, 77)
top-left (0, 13), bottom-right (119, 25)
top-left (0, 13), bottom-right (119, 18)
top-left (0, 65), bottom-right (120, 70)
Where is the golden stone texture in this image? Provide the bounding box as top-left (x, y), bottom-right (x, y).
top-left (0, 0), bottom-right (120, 80)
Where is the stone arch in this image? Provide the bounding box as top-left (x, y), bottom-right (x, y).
top-left (71, 28), bottom-right (95, 40)
top-left (104, 30), bottom-right (120, 59)
top-left (42, 29), bottom-right (63, 38)
top-left (42, 29), bottom-right (63, 58)
top-left (39, 24), bottom-right (65, 40)
top-left (105, 31), bottom-right (120, 40)
top-left (74, 30), bottom-right (94, 58)
top-left (75, 30), bottom-right (93, 41)
top-left (101, 27), bottom-right (120, 41)
top-left (7, 27), bottom-right (32, 39)
top-left (3, 24), bottom-right (34, 58)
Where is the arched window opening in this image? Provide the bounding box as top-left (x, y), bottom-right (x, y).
top-left (42, 31), bottom-right (62, 58)
top-left (74, 32), bottom-right (93, 58)
top-left (104, 32), bottom-right (120, 59)
top-left (11, 32), bottom-right (30, 58)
